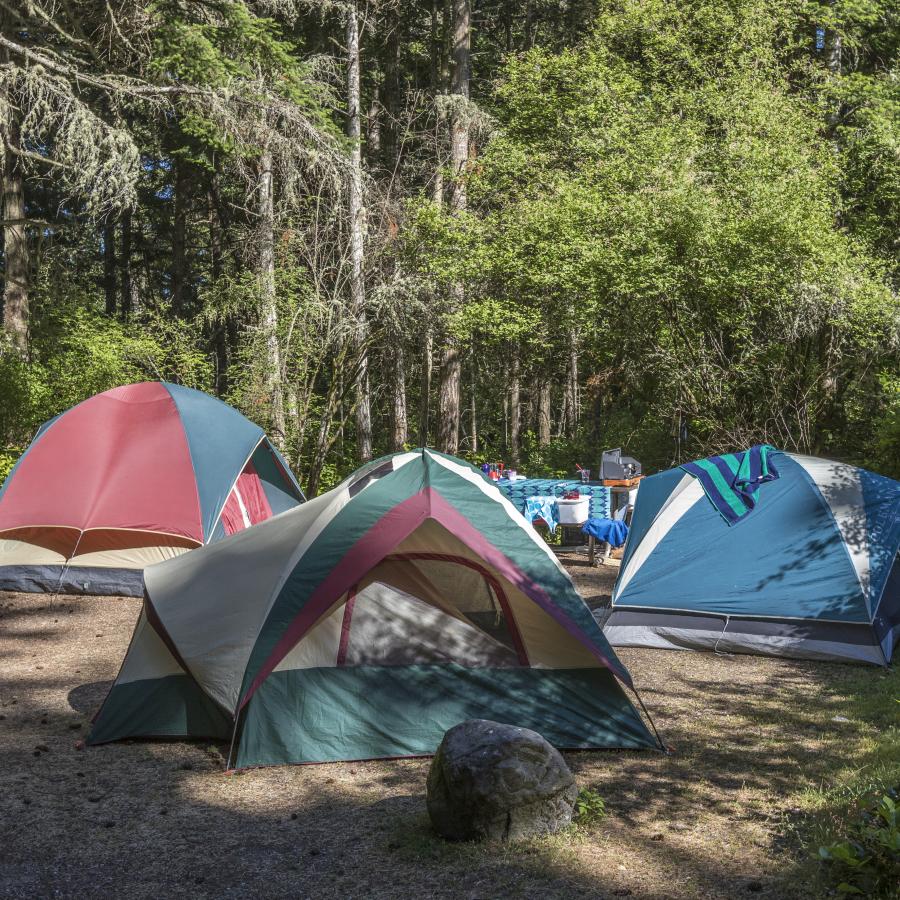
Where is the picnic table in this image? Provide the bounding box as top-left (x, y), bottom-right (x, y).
top-left (494, 478), bottom-right (625, 566)
top-left (494, 478), bottom-right (611, 521)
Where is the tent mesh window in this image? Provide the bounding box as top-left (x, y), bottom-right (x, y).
top-left (330, 554), bottom-right (523, 669)
top-left (397, 556), bottom-right (518, 651)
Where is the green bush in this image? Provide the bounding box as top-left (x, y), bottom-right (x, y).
top-left (818, 786), bottom-right (900, 896)
top-left (573, 787), bottom-right (606, 827)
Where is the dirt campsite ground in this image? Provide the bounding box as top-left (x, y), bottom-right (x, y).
top-left (1, 554), bottom-right (897, 900)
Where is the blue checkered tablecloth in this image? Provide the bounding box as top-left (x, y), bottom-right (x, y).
top-left (494, 478), bottom-right (610, 520)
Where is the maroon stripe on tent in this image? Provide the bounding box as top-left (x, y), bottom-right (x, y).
top-left (336, 586), bottom-right (357, 666)
top-left (241, 490), bottom-right (434, 707)
top-left (241, 487), bottom-right (630, 709)
top-left (386, 552), bottom-right (529, 666)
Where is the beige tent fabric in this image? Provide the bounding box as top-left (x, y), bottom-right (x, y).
top-left (70, 543), bottom-right (190, 570)
top-left (0, 538), bottom-right (66, 566)
top-left (117, 611), bottom-right (185, 685)
top-left (355, 559), bottom-right (471, 624)
top-left (274, 600), bottom-right (344, 672)
top-left (143, 489), bottom-right (347, 713)
top-left (0, 531), bottom-right (194, 571)
top-left (392, 518), bottom-right (600, 669)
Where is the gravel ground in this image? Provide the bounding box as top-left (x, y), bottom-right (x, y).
top-left (1, 555), bottom-right (895, 899)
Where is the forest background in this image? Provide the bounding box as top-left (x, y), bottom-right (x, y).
top-left (1, 0), bottom-right (897, 495)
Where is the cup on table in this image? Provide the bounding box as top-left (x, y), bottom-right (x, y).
top-left (580, 469), bottom-right (590, 483)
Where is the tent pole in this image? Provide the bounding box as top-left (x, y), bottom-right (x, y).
top-left (50, 528), bottom-right (85, 602)
top-left (631, 685), bottom-right (668, 753)
top-left (225, 708), bottom-right (242, 771)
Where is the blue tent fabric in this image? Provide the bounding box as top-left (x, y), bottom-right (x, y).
top-left (680, 444), bottom-right (779, 525)
top-left (582, 517), bottom-right (629, 548)
top-left (607, 450), bottom-right (900, 664)
top-left (163, 383), bottom-right (266, 540)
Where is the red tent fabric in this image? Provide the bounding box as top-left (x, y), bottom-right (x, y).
top-left (220, 463), bottom-right (273, 536)
top-left (0, 384), bottom-right (202, 553)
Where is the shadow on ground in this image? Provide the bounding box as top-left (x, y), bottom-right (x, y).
top-left (2, 588), bottom-right (897, 899)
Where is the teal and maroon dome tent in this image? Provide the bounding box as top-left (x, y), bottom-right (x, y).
top-left (89, 449), bottom-right (660, 767)
top-left (0, 382), bottom-right (303, 596)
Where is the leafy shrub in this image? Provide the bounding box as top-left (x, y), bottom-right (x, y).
top-left (573, 787), bottom-right (606, 827)
top-left (0, 448), bottom-right (21, 488)
top-left (818, 786), bottom-right (900, 896)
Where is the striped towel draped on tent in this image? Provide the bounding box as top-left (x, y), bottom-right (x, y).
top-left (680, 444), bottom-right (779, 525)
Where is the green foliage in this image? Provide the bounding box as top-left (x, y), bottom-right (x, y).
top-left (0, 296), bottom-right (213, 459)
top-left (870, 376), bottom-right (900, 479)
top-left (404, 0), bottom-right (899, 465)
top-left (818, 787), bottom-right (900, 897)
top-left (149, 0), bottom-right (337, 164)
top-left (574, 787), bottom-right (607, 827)
top-left (4, 0), bottom-right (898, 494)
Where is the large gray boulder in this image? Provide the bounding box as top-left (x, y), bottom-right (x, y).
top-left (426, 719), bottom-right (578, 842)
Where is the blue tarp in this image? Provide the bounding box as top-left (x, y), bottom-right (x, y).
top-left (582, 517), bottom-right (629, 548)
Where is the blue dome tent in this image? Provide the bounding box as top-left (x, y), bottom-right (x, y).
top-left (605, 450), bottom-right (900, 664)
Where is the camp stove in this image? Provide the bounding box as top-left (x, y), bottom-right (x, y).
top-left (599, 449), bottom-right (642, 482)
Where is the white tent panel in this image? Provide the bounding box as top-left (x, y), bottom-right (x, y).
top-left (788, 453), bottom-right (871, 610)
top-left (143, 494), bottom-right (339, 712)
top-left (117, 611), bottom-right (185, 685)
top-left (614, 474), bottom-right (705, 599)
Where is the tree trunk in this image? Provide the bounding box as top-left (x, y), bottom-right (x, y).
top-left (347, 2), bottom-right (372, 462)
top-left (391, 342), bottom-right (408, 451)
top-left (431, 0), bottom-right (448, 204)
top-left (538, 380), bottom-right (551, 446)
top-left (381, 16), bottom-right (401, 164)
top-left (470, 360), bottom-right (478, 454)
top-left (209, 186), bottom-right (229, 396)
top-left (557, 383), bottom-right (568, 439)
top-left (103, 221), bottom-right (117, 316)
top-left (826, 28), bottom-right (841, 75)
top-left (306, 367), bottom-right (346, 498)
top-left (436, 0), bottom-right (470, 453)
top-left (119, 208), bottom-right (136, 319)
top-left (509, 351), bottom-right (521, 466)
top-left (437, 343), bottom-right (461, 453)
top-left (566, 329), bottom-right (579, 440)
top-left (1, 103), bottom-right (28, 352)
top-left (257, 147), bottom-right (286, 449)
top-left (448, 0), bottom-right (470, 214)
top-left (368, 85), bottom-right (381, 157)
top-left (524, 0), bottom-right (534, 49)
top-left (171, 157), bottom-right (188, 315)
top-left (419, 327), bottom-right (432, 446)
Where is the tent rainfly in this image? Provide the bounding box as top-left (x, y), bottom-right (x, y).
top-left (0, 382), bottom-right (304, 597)
top-left (605, 450), bottom-right (900, 664)
top-left (89, 449), bottom-right (662, 767)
